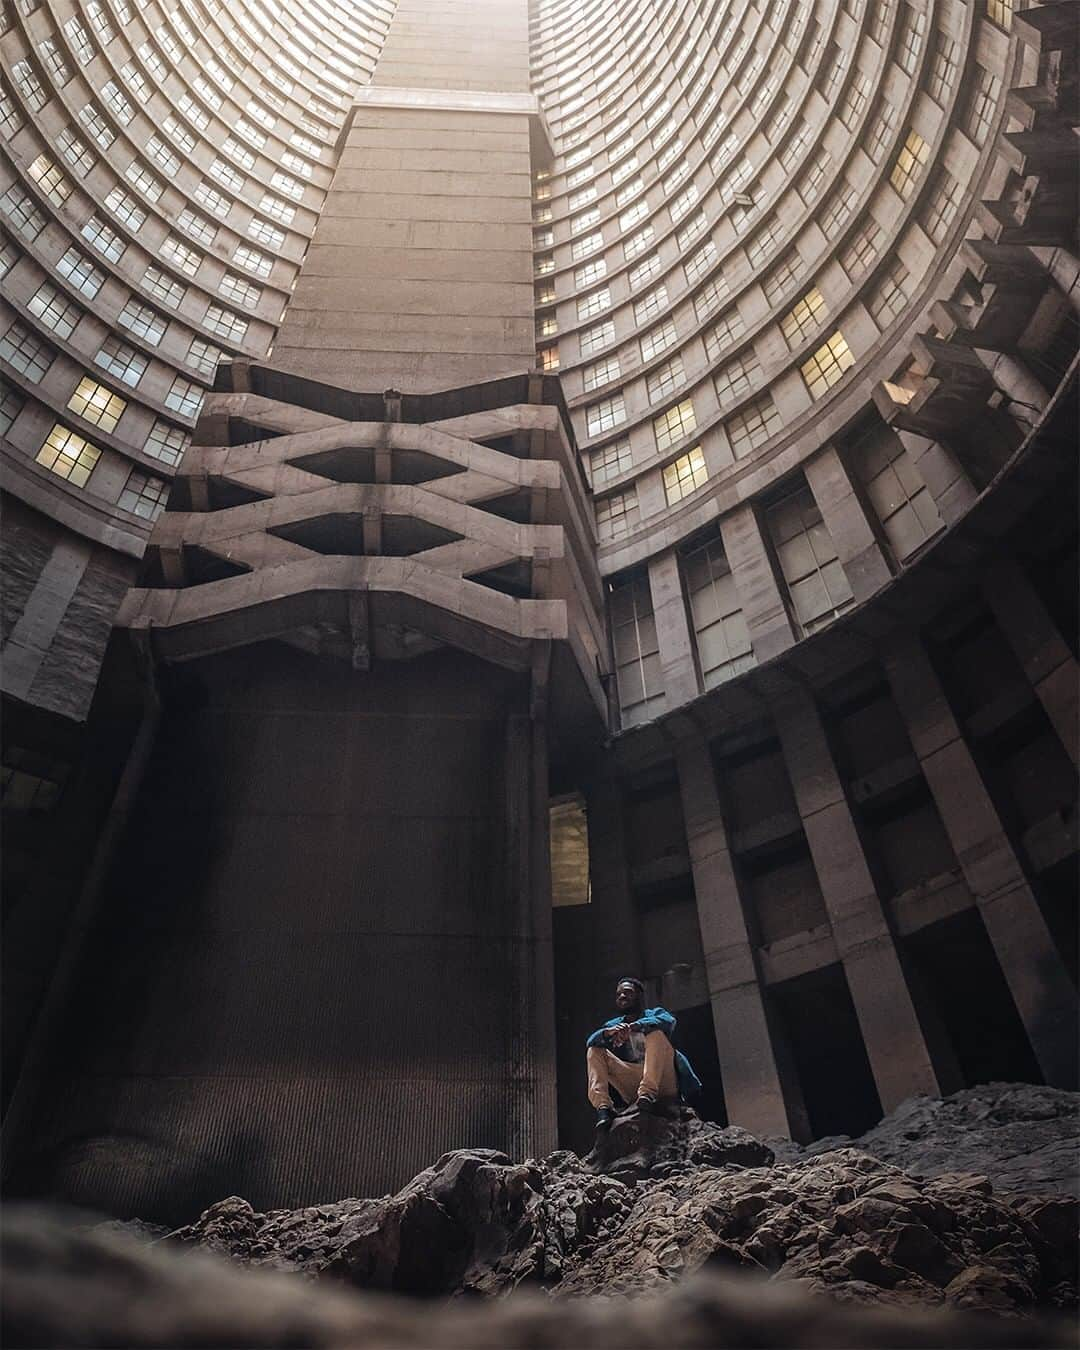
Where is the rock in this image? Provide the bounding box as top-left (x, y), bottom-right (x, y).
top-left (587, 1103), bottom-right (773, 1180)
top-left (4, 1206), bottom-right (1074, 1349)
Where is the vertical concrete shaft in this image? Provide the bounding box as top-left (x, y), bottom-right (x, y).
top-left (898, 432), bottom-right (978, 526)
top-left (883, 632), bottom-right (1078, 1088)
top-left (804, 446), bottom-right (893, 601)
top-left (720, 504), bottom-right (797, 661)
top-left (271, 0), bottom-right (541, 393)
top-left (982, 560), bottom-right (1079, 767)
top-left (771, 686), bottom-right (944, 1110)
top-left (648, 549), bottom-right (700, 710)
top-left (674, 735), bottom-right (792, 1137)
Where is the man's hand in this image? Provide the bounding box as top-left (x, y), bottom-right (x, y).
top-left (605, 1023), bottom-right (634, 1047)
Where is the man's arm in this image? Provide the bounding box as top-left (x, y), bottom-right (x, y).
top-left (635, 1007), bottom-right (676, 1037)
top-left (585, 1019), bottom-right (618, 1048)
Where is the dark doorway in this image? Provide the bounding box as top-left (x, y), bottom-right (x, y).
top-left (903, 909), bottom-right (1043, 1087)
top-left (673, 1002), bottom-right (727, 1125)
top-left (771, 964), bottom-right (882, 1139)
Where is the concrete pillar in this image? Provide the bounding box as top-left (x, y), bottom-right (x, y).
top-left (899, 431), bottom-right (978, 526)
top-left (771, 685), bottom-right (945, 1110)
top-left (982, 560), bottom-right (1079, 766)
top-left (673, 733), bottom-right (794, 1137)
top-left (585, 768), bottom-right (641, 994)
top-left (719, 503), bottom-right (797, 663)
top-left (883, 631), bottom-right (1078, 1088)
top-left (647, 548), bottom-right (699, 711)
top-left (1030, 245), bottom-right (1080, 313)
top-left (976, 350), bottom-right (1051, 427)
top-left (804, 445), bottom-right (893, 601)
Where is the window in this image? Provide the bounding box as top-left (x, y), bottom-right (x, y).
top-left (647, 356), bottom-right (685, 404)
top-left (589, 435), bottom-right (632, 488)
top-left (574, 258), bottom-right (607, 288)
top-left (801, 331), bottom-right (856, 397)
top-left (583, 354), bottom-right (621, 392)
top-left (928, 34), bottom-right (960, 103)
top-left (890, 129), bottom-right (930, 199)
top-left (577, 288), bottom-right (611, 321)
top-left (118, 469), bottom-right (169, 520)
top-left (596, 489), bottom-right (640, 543)
top-left (767, 484), bottom-right (854, 632)
top-left (67, 377), bottom-right (126, 431)
top-left (676, 212), bottom-right (707, 250)
top-left (683, 536), bottom-right (754, 687)
top-left (684, 239), bottom-right (717, 285)
top-left (820, 182), bottom-right (858, 236)
top-left (624, 226), bottom-right (655, 261)
top-left (629, 253), bottom-right (662, 288)
top-left (161, 236), bottom-right (202, 277)
top-left (966, 66), bottom-right (1001, 143)
top-left (125, 163), bottom-right (164, 202)
top-left (669, 184), bottom-right (699, 223)
top-left (640, 318), bottom-right (678, 362)
top-left (633, 286), bottom-right (668, 326)
top-left (144, 419), bottom-right (189, 466)
top-left (87, 0), bottom-right (115, 42)
top-left (581, 319), bottom-right (616, 356)
top-left (178, 209), bottom-right (217, 247)
top-left (714, 350), bottom-right (761, 404)
top-left (726, 394), bottom-right (781, 456)
top-left (95, 338), bottom-right (147, 386)
top-left (896, 3), bottom-right (926, 74)
top-left (869, 258), bottom-right (912, 325)
top-left (196, 182), bottom-right (231, 218)
top-left (36, 424), bottom-right (101, 487)
top-left (840, 220), bottom-right (882, 278)
top-left (64, 16), bottom-right (94, 64)
top-left (147, 136), bottom-right (181, 176)
top-left (80, 215), bottom-right (124, 263)
top-left (164, 375), bottom-right (204, 418)
top-left (610, 572), bottom-right (663, 725)
top-left (27, 156), bottom-right (70, 205)
top-left (143, 267), bottom-right (186, 309)
top-left (781, 289), bottom-right (827, 346)
top-left (663, 445), bottom-right (708, 504)
top-left (220, 274), bottom-right (261, 310)
top-left (586, 394), bottom-right (626, 437)
top-left (12, 60), bottom-right (46, 111)
top-left (27, 283), bottom-right (82, 339)
top-left (571, 231), bottom-right (604, 262)
top-left (248, 217), bottom-right (286, 249)
top-left (838, 73), bottom-right (871, 130)
top-left (694, 275), bottom-right (729, 322)
top-left (234, 245), bottom-right (273, 279)
top-left (0, 82), bottom-right (21, 138)
top-left (102, 81), bottom-right (134, 124)
top-left (536, 312), bottom-right (558, 338)
top-left (53, 248), bottom-right (103, 300)
top-left (853, 424), bottom-right (944, 561)
top-left (204, 305), bottom-right (249, 344)
top-left (117, 300), bottom-right (167, 346)
top-left (538, 345), bottom-right (560, 372)
top-left (0, 321), bottom-right (53, 381)
top-left (703, 310), bottom-right (746, 362)
top-left (986, 0), bottom-right (1013, 31)
top-left (40, 41), bottom-right (71, 86)
top-left (867, 101), bottom-right (899, 162)
top-left (571, 207), bottom-right (601, 235)
top-left (79, 104), bottom-right (115, 150)
top-left (922, 170), bottom-right (963, 243)
top-left (210, 159), bottom-right (245, 194)
top-left (653, 399), bottom-right (696, 451)
top-left (105, 187), bottom-right (146, 233)
top-left (1, 388), bottom-right (25, 435)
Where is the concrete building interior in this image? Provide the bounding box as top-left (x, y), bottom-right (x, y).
top-left (1, 0), bottom-right (1076, 1223)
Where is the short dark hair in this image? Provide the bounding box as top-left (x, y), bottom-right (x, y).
top-left (616, 977), bottom-right (645, 992)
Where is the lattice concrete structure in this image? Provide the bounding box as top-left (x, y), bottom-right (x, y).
top-left (2, 0), bottom-right (1077, 1219)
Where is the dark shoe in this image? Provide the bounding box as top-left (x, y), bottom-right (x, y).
top-left (595, 1106), bottom-right (616, 1130)
top-left (636, 1095), bottom-right (659, 1115)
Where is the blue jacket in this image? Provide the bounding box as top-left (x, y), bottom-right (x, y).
top-left (586, 1005), bottom-right (702, 1102)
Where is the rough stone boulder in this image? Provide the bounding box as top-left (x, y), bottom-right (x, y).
top-left (4, 1206), bottom-right (1074, 1350)
top-left (586, 1102), bottom-right (773, 1180)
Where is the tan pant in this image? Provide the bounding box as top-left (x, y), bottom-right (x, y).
top-left (586, 1033), bottom-right (678, 1108)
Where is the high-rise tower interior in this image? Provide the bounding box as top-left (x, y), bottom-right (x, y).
top-left (1, 0), bottom-right (1076, 1223)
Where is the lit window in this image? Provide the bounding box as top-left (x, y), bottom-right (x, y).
top-left (801, 331), bottom-right (856, 398)
top-left (781, 289), bottom-right (827, 346)
top-left (586, 394), bottom-right (626, 437)
top-left (0, 321), bottom-right (54, 381)
top-left (117, 469), bottom-right (169, 520)
top-left (36, 423), bottom-right (101, 487)
top-left (653, 399), bottom-right (696, 451)
top-left (67, 377), bottom-right (126, 431)
top-left (538, 345), bottom-right (560, 372)
top-left (890, 129), bottom-right (930, 199)
top-left (726, 394), bottom-right (781, 456)
top-left (986, 0), bottom-right (1013, 30)
top-left (663, 446), bottom-right (708, 504)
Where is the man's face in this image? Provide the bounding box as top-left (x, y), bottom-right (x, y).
top-left (615, 982), bottom-right (641, 1012)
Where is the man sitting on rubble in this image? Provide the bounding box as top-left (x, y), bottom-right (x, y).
top-left (586, 977), bottom-right (702, 1131)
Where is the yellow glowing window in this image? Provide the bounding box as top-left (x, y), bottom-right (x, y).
top-left (36, 423), bottom-right (101, 487)
top-left (663, 446), bottom-right (708, 504)
top-left (801, 331), bottom-right (856, 398)
top-left (67, 377), bottom-right (126, 432)
top-left (890, 130), bottom-right (930, 199)
top-left (780, 288), bottom-right (826, 346)
top-left (986, 0), bottom-right (1013, 29)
